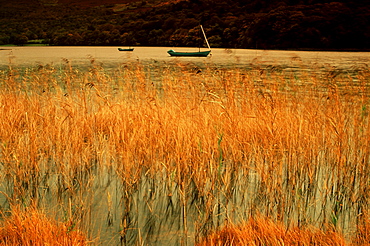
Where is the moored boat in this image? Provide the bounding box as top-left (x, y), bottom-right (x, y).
top-left (167, 49), bottom-right (211, 57)
top-left (167, 25), bottom-right (211, 57)
top-left (118, 47), bottom-right (134, 51)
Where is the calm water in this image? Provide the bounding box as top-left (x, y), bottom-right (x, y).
top-left (1, 46), bottom-right (369, 71)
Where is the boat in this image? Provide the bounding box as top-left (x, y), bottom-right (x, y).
top-left (167, 49), bottom-right (211, 57)
top-left (167, 25), bottom-right (211, 57)
top-left (118, 47), bottom-right (134, 51)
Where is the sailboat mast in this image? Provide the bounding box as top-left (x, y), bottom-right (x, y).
top-left (200, 25), bottom-right (211, 50)
top-left (198, 27), bottom-right (201, 52)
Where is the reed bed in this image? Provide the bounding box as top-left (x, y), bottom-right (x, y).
top-left (0, 59), bottom-right (369, 245)
top-left (0, 205), bottom-right (88, 245)
top-left (196, 216), bottom-right (346, 245)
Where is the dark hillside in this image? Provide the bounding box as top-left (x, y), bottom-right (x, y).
top-left (0, 0), bottom-right (369, 50)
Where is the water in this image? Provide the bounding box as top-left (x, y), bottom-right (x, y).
top-left (1, 46), bottom-right (369, 71)
top-left (0, 46), bottom-right (369, 245)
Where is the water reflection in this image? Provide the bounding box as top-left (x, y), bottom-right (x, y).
top-left (0, 158), bottom-right (363, 245)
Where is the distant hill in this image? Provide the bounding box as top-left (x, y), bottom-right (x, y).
top-left (0, 0), bottom-right (178, 8)
top-left (1, 0), bottom-right (369, 50)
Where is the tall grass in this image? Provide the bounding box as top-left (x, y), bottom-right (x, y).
top-left (0, 59), bottom-right (369, 244)
top-left (0, 205), bottom-right (88, 245)
top-left (196, 216), bottom-right (346, 245)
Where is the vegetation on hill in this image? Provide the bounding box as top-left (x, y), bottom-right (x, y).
top-left (0, 0), bottom-right (369, 50)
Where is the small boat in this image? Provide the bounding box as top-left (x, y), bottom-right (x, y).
top-left (118, 47), bottom-right (134, 51)
top-left (167, 49), bottom-right (211, 57)
top-left (168, 25), bottom-right (211, 57)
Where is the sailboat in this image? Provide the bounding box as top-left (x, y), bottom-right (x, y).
top-left (167, 25), bottom-right (211, 57)
top-left (118, 47), bottom-right (134, 51)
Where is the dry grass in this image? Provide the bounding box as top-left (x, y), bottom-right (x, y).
top-left (0, 206), bottom-right (89, 246)
top-left (0, 60), bottom-right (369, 244)
top-left (196, 216), bottom-right (346, 246)
top-left (197, 210), bottom-right (370, 245)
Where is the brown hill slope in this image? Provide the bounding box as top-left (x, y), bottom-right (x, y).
top-left (0, 0), bottom-right (177, 9)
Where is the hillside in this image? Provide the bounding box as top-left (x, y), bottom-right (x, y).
top-left (0, 0), bottom-right (369, 50)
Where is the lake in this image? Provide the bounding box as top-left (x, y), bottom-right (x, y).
top-left (1, 46), bottom-right (369, 71)
top-left (0, 46), bottom-right (370, 245)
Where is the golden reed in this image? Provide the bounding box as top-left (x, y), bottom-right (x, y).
top-left (0, 61), bottom-right (369, 245)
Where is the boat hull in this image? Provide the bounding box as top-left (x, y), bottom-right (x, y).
top-left (167, 49), bottom-right (211, 57)
top-left (118, 48), bottom-right (134, 51)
